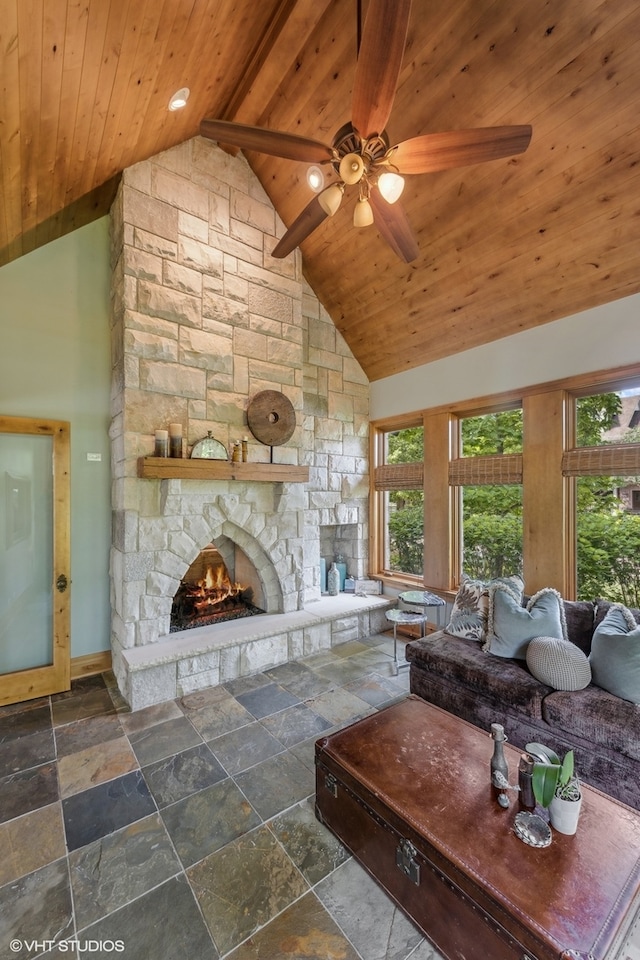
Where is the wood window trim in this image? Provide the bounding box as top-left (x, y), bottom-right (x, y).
top-left (370, 362), bottom-right (640, 600)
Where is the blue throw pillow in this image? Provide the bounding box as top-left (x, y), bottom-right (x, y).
top-left (590, 604), bottom-right (640, 704)
top-left (485, 586), bottom-right (567, 659)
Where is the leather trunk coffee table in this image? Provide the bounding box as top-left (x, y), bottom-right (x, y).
top-left (315, 696), bottom-right (640, 960)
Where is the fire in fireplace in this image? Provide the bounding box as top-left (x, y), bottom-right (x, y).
top-left (170, 543), bottom-right (264, 633)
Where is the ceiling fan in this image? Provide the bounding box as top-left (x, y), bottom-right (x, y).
top-left (200, 0), bottom-right (532, 263)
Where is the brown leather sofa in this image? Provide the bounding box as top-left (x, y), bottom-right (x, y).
top-left (406, 598), bottom-right (640, 810)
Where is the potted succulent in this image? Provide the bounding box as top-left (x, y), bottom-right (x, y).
top-left (526, 742), bottom-right (582, 835)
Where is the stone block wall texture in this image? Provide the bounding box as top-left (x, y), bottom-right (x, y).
top-left (109, 137), bottom-right (370, 693)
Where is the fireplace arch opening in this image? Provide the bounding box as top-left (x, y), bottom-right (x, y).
top-left (170, 540), bottom-right (267, 633)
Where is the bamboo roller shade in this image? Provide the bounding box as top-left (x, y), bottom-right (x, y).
top-left (374, 444), bottom-right (640, 491)
top-left (562, 444), bottom-right (640, 476)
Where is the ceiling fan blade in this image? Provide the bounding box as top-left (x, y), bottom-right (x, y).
top-left (271, 196), bottom-right (329, 259)
top-left (351, 0), bottom-right (412, 139)
top-left (370, 191), bottom-right (419, 263)
top-left (391, 125), bottom-right (533, 175)
top-left (200, 119), bottom-right (333, 163)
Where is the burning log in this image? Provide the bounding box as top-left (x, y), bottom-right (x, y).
top-left (170, 558), bottom-right (263, 633)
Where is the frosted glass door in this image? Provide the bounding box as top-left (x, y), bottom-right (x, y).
top-left (1, 433), bottom-right (53, 670)
top-left (0, 416), bottom-right (70, 704)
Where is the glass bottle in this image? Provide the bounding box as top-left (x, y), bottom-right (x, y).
top-left (327, 562), bottom-right (340, 596)
top-left (334, 553), bottom-right (347, 591)
top-left (490, 723), bottom-right (509, 805)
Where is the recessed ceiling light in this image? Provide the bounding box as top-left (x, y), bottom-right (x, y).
top-left (168, 87), bottom-right (190, 112)
top-left (306, 165), bottom-right (324, 192)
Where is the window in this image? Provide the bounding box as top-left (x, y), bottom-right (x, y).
top-left (372, 424), bottom-right (424, 579)
top-left (460, 409), bottom-right (523, 456)
top-left (455, 410), bottom-right (523, 580)
top-left (460, 484), bottom-right (523, 580)
top-left (567, 387), bottom-right (640, 606)
top-left (370, 368), bottom-right (640, 598)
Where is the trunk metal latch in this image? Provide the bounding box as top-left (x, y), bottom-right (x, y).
top-left (324, 773), bottom-right (338, 798)
top-left (396, 839), bottom-right (420, 885)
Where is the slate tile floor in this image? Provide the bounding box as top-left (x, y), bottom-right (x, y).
top-left (0, 632), bottom-right (446, 960)
top-left (5, 638), bottom-right (640, 960)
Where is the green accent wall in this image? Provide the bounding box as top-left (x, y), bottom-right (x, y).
top-left (0, 218), bottom-right (112, 656)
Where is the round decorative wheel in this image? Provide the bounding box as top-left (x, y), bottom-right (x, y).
top-left (247, 390), bottom-right (296, 446)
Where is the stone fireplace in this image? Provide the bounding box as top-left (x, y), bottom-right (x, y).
top-left (109, 136), bottom-right (388, 709)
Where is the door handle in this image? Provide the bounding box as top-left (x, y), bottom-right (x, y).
top-left (56, 574), bottom-right (69, 593)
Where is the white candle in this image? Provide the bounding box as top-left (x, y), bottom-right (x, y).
top-left (168, 423), bottom-right (182, 458)
top-left (154, 429), bottom-right (169, 457)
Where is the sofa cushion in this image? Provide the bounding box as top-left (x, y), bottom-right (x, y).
top-left (590, 604), bottom-right (640, 704)
top-left (446, 573), bottom-right (524, 642)
top-left (484, 586), bottom-right (566, 659)
top-left (407, 631), bottom-right (551, 720)
top-left (562, 600), bottom-right (596, 655)
top-left (594, 599), bottom-right (640, 630)
top-left (542, 685), bottom-right (640, 763)
top-left (526, 636), bottom-right (591, 690)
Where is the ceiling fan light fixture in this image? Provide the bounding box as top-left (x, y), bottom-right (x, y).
top-left (377, 170), bottom-right (405, 204)
top-left (318, 183), bottom-right (345, 217)
top-left (168, 87), bottom-right (190, 111)
top-left (339, 152), bottom-right (365, 185)
top-left (354, 197), bottom-right (374, 228)
top-left (306, 165), bottom-right (324, 192)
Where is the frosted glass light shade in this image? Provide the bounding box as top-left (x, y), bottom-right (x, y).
top-left (378, 171), bottom-right (405, 204)
top-left (318, 183), bottom-right (345, 216)
top-left (354, 197), bottom-right (374, 227)
top-left (339, 152), bottom-right (365, 185)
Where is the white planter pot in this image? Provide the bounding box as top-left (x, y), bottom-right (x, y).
top-left (549, 793), bottom-right (582, 835)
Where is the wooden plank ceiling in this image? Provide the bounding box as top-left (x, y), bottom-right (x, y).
top-left (1, 0), bottom-right (639, 381)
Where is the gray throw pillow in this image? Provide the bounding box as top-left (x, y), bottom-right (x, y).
top-left (485, 586), bottom-right (566, 659)
top-left (446, 573), bottom-right (524, 642)
top-left (526, 636), bottom-right (591, 690)
top-left (590, 604), bottom-right (640, 704)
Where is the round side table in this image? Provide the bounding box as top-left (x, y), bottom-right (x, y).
top-left (399, 590), bottom-right (445, 630)
top-left (385, 608), bottom-right (429, 672)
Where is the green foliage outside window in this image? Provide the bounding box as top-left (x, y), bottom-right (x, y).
top-left (575, 393), bottom-right (640, 606)
top-left (382, 393), bottom-right (640, 602)
top-left (386, 427), bottom-right (424, 576)
top-left (460, 410), bottom-right (523, 580)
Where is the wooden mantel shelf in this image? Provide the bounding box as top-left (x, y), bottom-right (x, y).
top-left (137, 457), bottom-right (309, 483)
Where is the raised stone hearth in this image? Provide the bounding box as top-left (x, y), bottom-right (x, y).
top-left (109, 136), bottom-right (372, 708)
top-left (123, 595), bottom-right (393, 710)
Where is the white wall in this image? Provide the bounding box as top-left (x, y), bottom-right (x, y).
top-left (0, 219), bottom-right (112, 657)
top-left (370, 294), bottom-right (640, 419)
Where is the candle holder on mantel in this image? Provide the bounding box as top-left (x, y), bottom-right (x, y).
top-left (169, 423), bottom-right (183, 458)
top-left (154, 430), bottom-right (169, 457)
